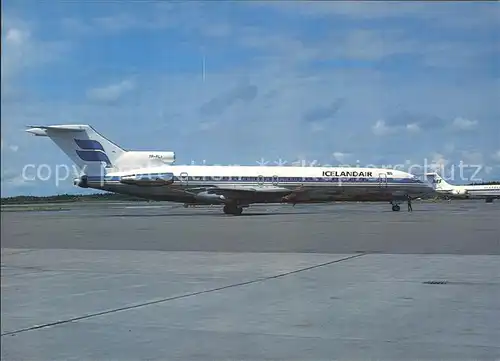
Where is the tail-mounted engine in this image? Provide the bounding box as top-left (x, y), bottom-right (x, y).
top-left (119, 172), bottom-right (174, 186)
top-left (73, 175), bottom-right (89, 188)
top-left (452, 188), bottom-right (468, 196)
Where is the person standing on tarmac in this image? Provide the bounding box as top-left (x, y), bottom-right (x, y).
top-left (407, 195), bottom-right (413, 212)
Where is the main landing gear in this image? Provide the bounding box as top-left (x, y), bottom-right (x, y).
top-left (390, 201), bottom-right (401, 212)
top-left (223, 203), bottom-right (244, 215)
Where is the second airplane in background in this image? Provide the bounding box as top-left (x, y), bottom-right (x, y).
top-left (425, 172), bottom-right (500, 203)
top-left (26, 124), bottom-right (435, 215)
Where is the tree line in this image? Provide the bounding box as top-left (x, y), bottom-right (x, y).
top-left (1, 193), bottom-right (146, 205)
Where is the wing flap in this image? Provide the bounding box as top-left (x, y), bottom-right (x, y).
top-left (188, 185), bottom-right (293, 199)
top-left (214, 185), bottom-right (291, 193)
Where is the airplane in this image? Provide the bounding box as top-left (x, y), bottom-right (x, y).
top-left (25, 124), bottom-right (435, 215)
top-left (425, 172), bottom-right (500, 203)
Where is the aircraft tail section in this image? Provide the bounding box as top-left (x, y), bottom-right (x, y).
top-left (25, 124), bottom-right (126, 175)
top-left (425, 172), bottom-right (453, 191)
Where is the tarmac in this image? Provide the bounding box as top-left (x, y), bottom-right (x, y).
top-left (2, 200), bottom-right (500, 360)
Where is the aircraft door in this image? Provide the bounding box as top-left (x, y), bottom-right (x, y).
top-left (378, 173), bottom-right (388, 188)
top-left (257, 175), bottom-right (264, 187)
top-left (179, 172), bottom-right (189, 187)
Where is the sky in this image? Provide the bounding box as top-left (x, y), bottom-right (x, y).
top-left (1, 1), bottom-right (499, 196)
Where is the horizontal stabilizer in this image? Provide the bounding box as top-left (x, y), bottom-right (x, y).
top-left (26, 125), bottom-right (87, 136)
top-left (26, 125), bottom-right (88, 131)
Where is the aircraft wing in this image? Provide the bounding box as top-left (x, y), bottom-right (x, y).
top-left (185, 184), bottom-right (325, 204)
top-left (188, 185), bottom-right (293, 197)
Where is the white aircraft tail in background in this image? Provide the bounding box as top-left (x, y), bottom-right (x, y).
top-left (425, 172), bottom-right (500, 203)
top-left (425, 173), bottom-right (457, 192)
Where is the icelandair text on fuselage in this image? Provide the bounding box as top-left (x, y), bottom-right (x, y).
top-left (322, 171), bottom-right (373, 177)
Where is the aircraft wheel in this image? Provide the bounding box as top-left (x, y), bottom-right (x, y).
top-left (485, 198), bottom-right (493, 203)
top-left (223, 204), bottom-right (243, 215)
top-left (392, 204), bottom-right (400, 212)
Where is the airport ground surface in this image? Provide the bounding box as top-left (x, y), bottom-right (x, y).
top-left (2, 200), bottom-right (500, 360)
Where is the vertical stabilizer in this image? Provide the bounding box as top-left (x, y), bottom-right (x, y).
top-left (25, 124), bottom-right (126, 175)
top-left (425, 172), bottom-right (453, 191)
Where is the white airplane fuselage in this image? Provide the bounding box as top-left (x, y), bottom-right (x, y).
top-left (426, 172), bottom-right (500, 203)
top-left (79, 165), bottom-right (432, 205)
top-left (436, 184), bottom-right (500, 199)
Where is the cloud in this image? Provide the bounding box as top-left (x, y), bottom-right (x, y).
top-left (5, 27), bottom-right (27, 44)
top-left (258, 2), bottom-right (498, 32)
top-left (443, 143), bottom-right (456, 154)
top-left (377, 111), bottom-right (448, 134)
top-left (60, 17), bottom-right (94, 35)
top-left (1, 18), bottom-right (69, 83)
top-left (0, 169), bottom-right (20, 183)
top-left (492, 150), bottom-right (500, 163)
top-left (428, 152), bottom-right (450, 172)
top-left (1, 25), bottom-right (32, 80)
top-left (330, 29), bottom-right (417, 62)
top-left (199, 83), bottom-right (258, 116)
top-left (303, 98), bottom-right (346, 123)
top-left (332, 152), bottom-right (350, 163)
top-left (250, 2), bottom-right (498, 70)
top-left (9, 145), bottom-right (19, 152)
top-left (406, 123), bottom-right (420, 133)
top-left (461, 151), bottom-right (484, 165)
top-left (93, 13), bottom-right (141, 33)
top-left (1, 138), bottom-right (19, 153)
top-left (372, 120), bottom-right (397, 136)
top-left (372, 113), bottom-right (482, 136)
top-left (452, 117), bottom-right (478, 131)
top-left (86, 80), bottom-right (135, 103)
top-left (253, 2), bottom-right (434, 20)
top-left (0, 170), bottom-right (33, 188)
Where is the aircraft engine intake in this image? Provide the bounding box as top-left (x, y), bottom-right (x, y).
top-left (147, 151), bottom-right (176, 164)
top-left (452, 188), bottom-right (468, 195)
top-left (73, 175), bottom-right (89, 188)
